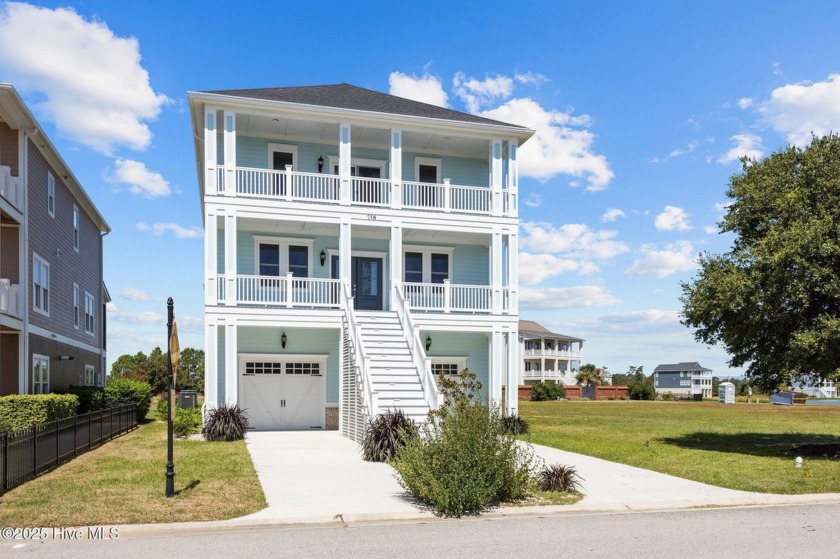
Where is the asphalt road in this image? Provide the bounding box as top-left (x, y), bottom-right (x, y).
top-left (3, 503), bottom-right (839, 558)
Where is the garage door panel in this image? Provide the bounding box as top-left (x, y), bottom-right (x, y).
top-left (241, 374), bottom-right (282, 430)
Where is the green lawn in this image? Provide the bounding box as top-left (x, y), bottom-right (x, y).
top-left (520, 400), bottom-right (840, 494)
top-left (0, 419), bottom-right (266, 527)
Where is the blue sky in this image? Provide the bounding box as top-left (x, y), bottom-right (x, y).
top-left (1, 1), bottom-right (839, 377)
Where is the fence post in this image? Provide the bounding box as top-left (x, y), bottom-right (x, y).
top-left (31, 425), bottom-right (37, 479)
top-left (73, 415), bottom-right (77, 458)
top-left (2, 432), bottom-right (7, 492)
top-left (88, 411), bottom-right (92, 450)
top-left (54, 420), bottom-right (59, 468)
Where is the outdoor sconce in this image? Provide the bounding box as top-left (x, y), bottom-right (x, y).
top-left (281, 332), bottom-right (288, 349)
top-left (320, 249), bottom-right (327, 266)
top-left (58, 355), bottom-right (74, 361)
top-left (317, 156), bottom-right (324, 173)
top-left (425, 335), bottom-right (432, 351)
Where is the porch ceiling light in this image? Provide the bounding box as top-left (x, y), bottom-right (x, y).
top-left (281, 332), bottom-right (288, 349)
top-left (320, 249), bottom-right (327, 266)
top-left (425, 335), bottom-right (432, 351)
top-left (318, 155), bottom-right (324, 173)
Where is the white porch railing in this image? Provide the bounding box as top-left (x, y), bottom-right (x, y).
top-left (522, 370), bottom-right (574, 382)
top-left (341, 282), bottom-right (378, 420)
top-left (394, 285), bottom-right (440, 412)
top-left (0, 279), bottom-right (21, 318)
top-left (211, 166), bottom-right (507, 216)
top-left (0, 166), bottom-right (22, 212)
top-left (522, 349), bottom-right (583, 359)
top-left (218, 274), bottom-right (340, 307)
top-left (401, 280), bottom-right (495, 313)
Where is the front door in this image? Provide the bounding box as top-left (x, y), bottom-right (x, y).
top-left (352, 257), bottom-right (383, 310)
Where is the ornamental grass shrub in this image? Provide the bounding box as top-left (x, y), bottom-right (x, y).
top-left (362, 409), bottom-right (418, 462)
top-left (391, 369), bottom-right (535, 517)
top-left (203, 403), bottom-right (250, 441)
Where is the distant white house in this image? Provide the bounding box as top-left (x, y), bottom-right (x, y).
top-left (519, 320), bottom-right (584, 386)
top-left (792, 378), bottom-right (837, 398)
top-left (653, 362), bottom-right (713, 398)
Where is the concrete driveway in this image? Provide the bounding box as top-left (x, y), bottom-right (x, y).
top-left (236, 431), bottom-right (840, 525)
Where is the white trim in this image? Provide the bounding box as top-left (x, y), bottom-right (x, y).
top-left (267, 143), bottom-right (299, 170)
top-left (252, 235), bottom-right (315, 276)
top-left (402, 245), bottom-right (454, 283)
top-left (47, 172), bottom-right (55, 218)
top-left (32, 252), bottom-right (50, 316)
top-left (328, 155), bottom-right (388, 177)
top-left (326, 249), bottom-right (389, 279)
top-left (84, 364), bottom-right (95, 386)
top-left (430, 356), bottom-right (467, 376)
top-left (415, 156), bottom-right (442, 182)
top-left (28, 324), bottom-right (103, 355)
top-left (32, 353), bottom-right (49, 394)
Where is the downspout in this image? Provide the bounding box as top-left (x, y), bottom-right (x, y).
top-left (20, 127), bottom-right (37, 393)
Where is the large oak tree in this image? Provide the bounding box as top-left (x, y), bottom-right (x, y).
top-left (681, 134), bottom-right (840, 391)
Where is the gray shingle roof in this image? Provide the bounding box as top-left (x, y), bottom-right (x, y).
top-left (653, 362), bottom-right (712, 373)
top-left (204, 83), bottom-right (529, 129)
top-left (519, 320), bottom-right (584, 342)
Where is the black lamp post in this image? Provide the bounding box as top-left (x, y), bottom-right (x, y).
top-left (165, 297), bottom-right (175, 497)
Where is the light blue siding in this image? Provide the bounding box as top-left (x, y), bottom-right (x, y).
top-left (237, 231), bottom-right (337, 279)
top-left (403, 242), bottom-right (489, 285)
top-left (217, 326), bottom-right (225, 403)
top-left (421, 331), bottom-right (489, 399)
top-left (237, 326), bottom-right (341, 403)
top-left (403, 152), bottom-right (488, 187)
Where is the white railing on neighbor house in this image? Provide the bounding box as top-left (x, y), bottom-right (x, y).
top-left (210, 166), bottom-right (514, 216)
top-left (214, 274), bottom-right (341, 307)
top-left (0, 166), bottom-right (22, 212)
top-left (394, 286), bottom-right (440, 413)
top-left (522, 348), bottom-right (583, 359)
top-left (0, 279), bottom-right (21, 318)
top-left (342, 282), bottom-right (378, 420)
top-left (522, 369), bottom-right (575, 382)
top-left (401, 280), bottom-right (497, 313)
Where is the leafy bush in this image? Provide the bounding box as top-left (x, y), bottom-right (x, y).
top-left (0, 394), bottom-right (79, 432)
top-left (65, 385), bottom-right (107, 414)
top-left (156, 395), bottom-right (169, 419)
top-left (392, 369), bottom-right (535, 517)
top-left (502, 414), bottom-right (530, 435)
top-left (530, 381), bottom-right (566, 401)
top-left (661, 391), bottom-right (675, 401)
top-left (174, 407), bottom-right (202, 438)
top-left (203, 404), bottom-right (250, 441)
top-left (362, 409), bottom-right (418, 462)
top-left (105, 378), bottom-right (153, 421)
top-left (538, 463), bottom-right (583, 493)
top-left (628, 380), bottom-right (656, 401)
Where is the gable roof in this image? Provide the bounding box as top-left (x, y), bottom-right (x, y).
top-left (519, 320), bottom-right (584, 342)
top-left (653, 362), bottom-right (712, 373)
top-left (202, 83), bottom-right (530, 130)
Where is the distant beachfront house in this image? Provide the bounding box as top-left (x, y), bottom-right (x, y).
top-left (792, 377), bottom-right (837, 399)
top-left (519, 320), bottom-right (584, 386)
top-left (653, 362), bottom-right (713, 398)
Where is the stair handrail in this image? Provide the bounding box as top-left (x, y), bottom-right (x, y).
top-left (394, 284), bottom-right (440, 411)
top-left (341, 282), bottom-right (378, 418)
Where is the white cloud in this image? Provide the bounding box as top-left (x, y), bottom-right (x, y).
top-left (759, 73), bottom-right (840, 146)
top-left (388, 71), bottom-right (448, 107)
top-left (0, 3), bottom-right (169, 154)
top-left (110, 310), bottom-right (164, 324)
top-left (520, 285), bottom-right (620, 310)
top-left (107, 159), bottom-right (171, 198)
top-left (480, 98), bottom-right (613, 190)
top-left (120, 287), bottom-right (156, 301)
top-left (514, 71), bottom-right (549, 86)
top-left (106, 301), bottom-right (118, 313)
top-left (625, 241), bottom-right (697, 278)
top-left (523, 192), bottom-right (542, 208)
top-left (452, 73), bottom-right (514, 113)
top-left (178, 315), bottom-right (204, 333)
top-left (654, 205), bottom-right (692, 231)
top-left (717, 133), bottom-right (764, 164)
top-left (737, 97), bottom-right (754, 109)
top-left (136, 222), bottom-right (202, 239)
top-left (520, 221), bottom-right (629, 261)
top-left (601, 207), bottom-right (625, 222)
top-left (599, 309), bottom-right (681, 329)
top-left (713, 201), bottom-right (730, 214)
top-left (704, 225), bottom-right (718, 234)
top-left (518, 252), bottom-right (598, 285)
top-left (668, 141), bottom-right (699, 158)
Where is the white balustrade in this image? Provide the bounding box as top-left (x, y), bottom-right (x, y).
top-left (394, 285), bottom-right (440, 412)
top-left (351, 177), bottom-right (391, 206)
top-left (233, 274), bottom-right (340, 307)
top-left (0, 280), bottom-right (20, 318)
top-left (0, 166), bottom-right (22, 211)
top-left (402, 281), bottom-right (494, 313)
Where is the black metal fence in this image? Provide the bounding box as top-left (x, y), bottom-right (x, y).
top-left (0, 404), bottom-right (137, 494)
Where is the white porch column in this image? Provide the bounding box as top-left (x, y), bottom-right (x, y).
top-left (490, 139), bottom-right (503, 216)
top-left (224, 211), bottom-right (237, 306)
top-left (491, 231), bottom-right (503, 313)
top-left (225, 322), bottom-right (238, 404)
top-left (339, 123), bottom-right (352, 205)
top-left (491, 329), bottom-right (503, 406)
top-left (506, 330), bottom-right (519, 415)
top-left (223, 110), bottom-right (236, 196)
top-left (508, 231), bottom-right (519, 314)
top-left (389, 223), bottom-right (402, 310)
top-left (339, 219), bottom-right (352, 297)
top-left (204, 108), bottom-right (218, 195)
top-left (205, 208), bottom-right (217, 305)
top-left (390, 128), bottom-right (402, 209)
top-left (205, 321), bottom-right (218, 407)
top-left (506, 140), bottom-right (519, 217)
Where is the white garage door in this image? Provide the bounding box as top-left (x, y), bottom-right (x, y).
top-left (239, 356), bottom-right (326, 430)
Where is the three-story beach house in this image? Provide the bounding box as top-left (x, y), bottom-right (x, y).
top-left (189, 84), bottom-right (533, 441)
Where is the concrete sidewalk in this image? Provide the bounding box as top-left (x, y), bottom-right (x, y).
top-left (224, 431), bottom-right (840, 527)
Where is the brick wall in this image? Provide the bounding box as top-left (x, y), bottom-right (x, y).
top-left (325, 406), bottom-right (338, 430)
top-left (514, 384), bottom-right (629, 400)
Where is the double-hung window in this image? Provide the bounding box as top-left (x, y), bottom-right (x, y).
top-left (33, 254), bottom-right (50, 315)
top-left (73, 204), bottom-right (80, 252)
top-left (32, 355), bottom-right (49, 394)
top-left (254, 237), bottom-right (313, 285)
top-left (84, 365), bottom-right (95, 386)
top-left (73, 283), bottom-right (80, 329)
top-left (47, 173), bottom-right (55, 217)
top-left (84, 292), bottom-right (95, 335)
top-left (402, 248), bottom-right (452, 283)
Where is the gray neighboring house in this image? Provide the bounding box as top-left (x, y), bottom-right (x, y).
top-left (0, 83), bottom-right (110, 396)
top-left (653, 362), bottom-right (713, 398)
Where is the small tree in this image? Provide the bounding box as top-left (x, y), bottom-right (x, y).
top-left (576, 364), bottom-right (604, 386)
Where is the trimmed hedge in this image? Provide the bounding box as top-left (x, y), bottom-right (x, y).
top-left (0, 394), bottom-right (79, 432)
top-left (64, 385), bottom-right (108, 414)
top-left (531, 381), bottom-right (566, 401)
top-left (105, 378), bottom-right (153, 422)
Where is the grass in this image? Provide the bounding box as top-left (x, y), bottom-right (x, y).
top-left (520, 400), bottom-right (840, 494)
top-left (0, 415), bottom-right (266, 527)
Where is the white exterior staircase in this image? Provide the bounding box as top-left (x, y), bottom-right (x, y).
top-left (355, 311), bottom-right (430, 423)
